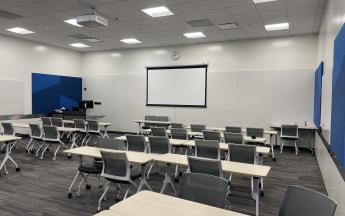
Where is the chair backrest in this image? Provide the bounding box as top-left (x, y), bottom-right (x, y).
top-left (126, 134), bottom-right (147, 152)
top-left (281, 124), bottom-right (299, 138)
top-left (100, 150), bottom-right (130, 181)
top-left (151, 127), bottom-right (166, 137)
top-left (42, 125), bottom-right (60, 141)
top-left (188, 156), bottom-right (223, 177)
top-left (170, 128), bottom-right (188, 140)
top-left (247, 127), bottom-right (264, 138)
top-left (203, 130), bottom-right (221, 141)
top-left (148, 136), bottom-right (171, 154)
top-left (195, 140), bottom-right (220, 160)
top-left (156, 116), bottom-right (168, 122)
top-left (87, 120), bottom-right (99, 132)
top-left (29, 124), bottom-right (42, 139)
top-left (74, 119), bottom-right (87, 131)
top-left (1, 122), bottom-right (15, 136)
top-left (50, 117), bottom-right (63, 127)
top-left (41, 117), bottom-right (51, 126)
top-left (224, 132), bottom-right (243, 144)
top-left (225, 126), bottom-right (242, 134)
top-left (98, 137), bottom-right (125, 150)
top-left (190, 124), bottom-right (206, 132)
top-left (178, 173), bottom-right (228, 208)
top-left (145, 115), bottom-right (156, 121)
top-left (279, 185), bottom-right (337, 216)
top-left (171, 123), bottom-right (184, 128)
top-left (228, 144), bottom-right (256, 164)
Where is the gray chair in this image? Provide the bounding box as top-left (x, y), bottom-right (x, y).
top-left (188, 156), bottom-right (223, 177)
top-left (178, 173), bottom-right (228, 208)
top-left (279, 185), bottom-right (337, 216)
top-left (224, 132), bottom-right (244, 144)
top-left (97, 151), bottom-right (139, 212)
top-left (126, 134), bottom-right (147, 153)
top-left (74, 119), bottom-right (89, 146)
top-left (27, 124), bottom-right (43, 154)
top-left (190, 124), bottom-right (206, 132)
top-left (156, 116), bottom-right (169, 122)
top-left (225, 126), bottom-right (242, 134)
top-left (97, 137), bottom-right (126, 150)
top-left (41, 117), bottom-right (51, 126)
top-left (142, 115), bottom-right (156, 130)
top-left (51, 117), bottom-right (64, 127)
top-left (147, 136), bottom-right (171, 179)
top-left (40, 125), bottom-right (68, 160)
top-left (87, 120), bottom-right (104, 146)
top-left (228, 144), bottom-right (257, 196)
top-left (1, 122), bottom-right (23, 152)
top-left (280, 124), bottom-right (299, 155)
top-left (171, 123), bottom-right (183, 128)
top-left (203, 130), bottom-right (222, 141)
top-left (151, 127), bottom-right (167, 137)
top-left (195, 140), bottom-right (220, 160)
top-left (170, 128), bottom-right (188, 140)
top-left (247, 127), bottom-right (264, 138)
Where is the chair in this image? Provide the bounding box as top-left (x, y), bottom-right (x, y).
top-left (97, 137), bottom-right (126, 150)
top-left (195, 140), bottom-right (220, 160)
top-left (97, 151), bottom-right (139, 212)
top-left (171, 123), bottom-right (183, 128)
top-left (225, 126), bottom-right (242, 134)
top-left (280, 124), bottom-right (299, 155)
top-left (1, 122), bottom-right (22, 152)
top-left (151, 127), bottom-right (167, 137)
top-left (203, 130), bottom-right (222, 141)
top-left (224, 132), bottom-right (243, 144)
top-left (87, 120), bottom-right (104, 146)
top-left (170, 128), bottom-right (188, 140)
top-left (74, 119), bottom-right (89, 146)
top-left (228, 144), bottom-right (257, 196)
top-left (41, 117), bottom-right (51, 126)
top-left (27, 124), bottom-right (43, 154)
top-left (188, 156), bottom-right (223, 177)
top-left (50, 117), bottom-right (64, 127)
top-left (178, 173), bottom-right (228, 208)
top-left (142, 115), bottom-right (156, 130)
top-left (156, 116), bottom-right (169, 122)
top-left (190, 124), bottom-right (206, 132)
top-left (279, 185), bottom-right (337, 216)
top-left (246, 127), bottom-right (264, 138)
top-left (126, 134), bottom-right (147, 153)
top-left (40, 125), bottom-right (68, 160)
top-left (147, 136), bottom-right (171, 179)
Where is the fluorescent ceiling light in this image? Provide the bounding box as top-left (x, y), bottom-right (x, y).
top-left (70, 43), bottom-right (90, 48)
top-left (6, 27), bottom-right (34, 34)
top-left (142, 6), bottom-right (174, 17)
top-left (183, 32), bottom-right (206, 38)
top-left (218, 23), bottom-right (239, 30)
top-left (120, 38), bottom-right (142, 44)
top-left (253, 0), bottom-right (277, 3)
top-left (85, 38), bottom-right (101, 43)
top-left (64, 18), bottom-right (83, 27)
top-left (265, 22), bottom-right (289, 31)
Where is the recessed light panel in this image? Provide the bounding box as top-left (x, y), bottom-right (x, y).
top-left (6, 27), bottom-right (34, 34)
top-left (218, 23), bottom-right (239, 30)
top-left (253, 0), bottom-right (277, 3)
top-left (70, 43), bottom-right (90, 48)
top-left (120, 38), bottom-right (142, 44)
top-left (265, 23), bottom-right (289, 31)
top-left (85, 38), bottom-right (101, 43)
top-left (183, 32), bottom-right (206, 38)
top-left (64, 19), bottom-right (83, 27)
top-left (142, 6), bottom-right (174, 17)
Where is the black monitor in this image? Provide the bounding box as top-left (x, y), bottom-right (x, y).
top-left (79, 100), bottom-right (94, 109)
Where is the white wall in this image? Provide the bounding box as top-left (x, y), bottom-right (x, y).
top-left (0, 34), bottom-right (82, 114)
top-left (82, 35), bottom-right (318, 132)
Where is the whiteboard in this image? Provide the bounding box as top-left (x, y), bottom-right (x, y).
top-left (146, 65), bottom-right (207, 107)
top-left (0, 79), bottom-right (25, 115)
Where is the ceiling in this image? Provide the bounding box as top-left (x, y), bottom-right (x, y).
top-left (0, 0), bottom-right (328, 52)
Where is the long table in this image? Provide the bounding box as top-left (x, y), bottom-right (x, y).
top-left (95, 190), bottom-right (248, 216)
top-left (0, 135), bottom-right (22, 175)
top-left (63, 120), bottom-right (112, 138)
top-left (64, 146), bottom-right (270, 216)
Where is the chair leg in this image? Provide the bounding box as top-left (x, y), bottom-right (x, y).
top-left (280, 140), bottom-right (284, 153)
top-left (35, 143), bottom-right (44, 157)
top-left (251, 177), bottom-right (254, 198)
top-left (294, 141), bottom-right (299, 155)
top-left (68, 171), bottom-right (80, 196)
top-left (76, 173), bottom-right (89, 197)
top-left (96, 175), bottom-right (102, 188)
top-left (98, 181), bottom-right (111, 212)
top-left (40, 144), bottom-right (49, 160)
top-left (53, 145), bottom-right (61, 160)
top-left (147, 163), bottom-right (154, 180)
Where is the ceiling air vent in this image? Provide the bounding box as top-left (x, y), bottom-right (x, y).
top-left (0, 10), bottom-right (23, 20)
top-left (187, 19), bottom-right (213, 27)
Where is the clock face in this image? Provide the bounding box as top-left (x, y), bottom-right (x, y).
top-left (172, 51), bottom-right (180, 61)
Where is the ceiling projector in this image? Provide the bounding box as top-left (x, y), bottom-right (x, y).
top-left (76, 15), bottom-right (108, 28)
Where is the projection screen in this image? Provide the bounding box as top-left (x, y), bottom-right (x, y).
top-left (146, 64), bottom-right (207, 107)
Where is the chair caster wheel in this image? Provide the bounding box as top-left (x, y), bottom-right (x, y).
top-left (67, 156), bottom-right (72, 159)
top-left (97, 208), bottom-right (101, 212)
top-left (31, 150), bottom-right (35, 154)
top-left (179, 171), bottom-right (182, 176)
top-left (16, 168), bottom-right (20, 172)
top-left (76, 192), bottom-right (81, 197)
top-left (68, 193), bottom-right (72, 199)
top-left (99, 185), bottom-right (103, 188)
top-left (86, 184), bottom-right (91, 190)
top-left (273, 158), bottom-right (276, 162)
top-left (260, 191), bottom-right (264, 197)
top-left (174, 178), bottom-right (179, 183)
top-left (46, 148), bottom-right (50, 152)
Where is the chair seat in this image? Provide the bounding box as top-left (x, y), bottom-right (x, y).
top-left (105, 172), bottom-right (141, 183)
top-left (78, 164), bottom-right (102, 174)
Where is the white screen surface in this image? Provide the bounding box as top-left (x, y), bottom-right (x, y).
top-left (147, 66), bottom-right (207, 107)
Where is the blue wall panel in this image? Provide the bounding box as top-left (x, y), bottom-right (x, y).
top-left (32, 73), bottom-right (82, 114)
top-left (330, 24), bottom-right (345, 168)
top-left (313, 62), bottom-right (323, 127)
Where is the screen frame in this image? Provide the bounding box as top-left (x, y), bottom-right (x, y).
top-left (146, 64), bottom-right (208, 108)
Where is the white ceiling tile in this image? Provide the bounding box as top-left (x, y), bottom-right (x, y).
top-left (228, 4), bottom-right (257, 16)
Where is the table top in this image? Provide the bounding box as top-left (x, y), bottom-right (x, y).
top-left (62, 120), bottom-right (111, 126)
top-left (270, 124), bottom-right (317, 130)
top-left (12, 123), bottom-right (80, 132)
top-left (0, 135), bottom-right (22, 142)
top-left (115, 136), bottom-right (187, 146)
top-left (134, 119), bottom-right (171, 125)
top-left (94, 210), bottom-right (129, 216)
top-left (64, 146), bottom-right (152, 164)
top-left (184, 126), bottom-right (278, 135)
top-left (243, 136), bottom-right (267, 143)
top-left (108, 191), bottom-right (248, 216)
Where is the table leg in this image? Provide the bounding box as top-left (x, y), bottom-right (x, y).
top-left (103, 126), bottom-right (110, 138)
top-left (160, 163), bottom-right (177, 195)
top-left (0, 142), bottom-right (20, 174)
top-left (256, 177), bottom-right (260, 216)
top-left (137, 163), bottom-right (152, 192)
top-left (138, 122), bottom-right (143, 135)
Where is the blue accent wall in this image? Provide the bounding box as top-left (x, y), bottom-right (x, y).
top-left (313, 62), bottom-right (323, 127)
top-left (32, 73), bottom-right (82, 114)
top-left (331, 24), bottom-right (345, 168)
